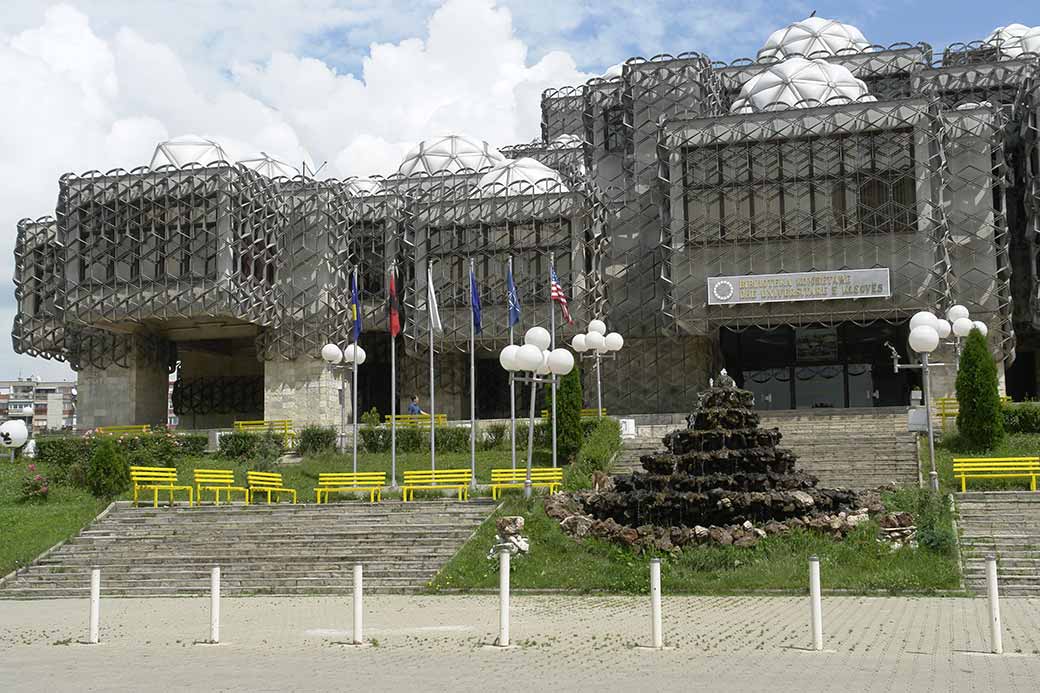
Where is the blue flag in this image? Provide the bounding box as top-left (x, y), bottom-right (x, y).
top-left (506, 263), bottom-right (521, 327)
top-left (470, 266), bottom-right (482, 335)
top-left (351, 271), bottom-right (362, 341)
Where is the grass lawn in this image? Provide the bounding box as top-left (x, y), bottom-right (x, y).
top-left (0, 461), bottom-right (106, 577)
top-left (929, 431), bottom-right (1040, 494)
top-left (429, 497), bottom-right (963, 595)
top-left (136, 447), bottom-right (554, 504)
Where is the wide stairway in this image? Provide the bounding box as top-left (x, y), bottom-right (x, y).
top-left (614, 410), bottom-right (919, 489)
top-left (0, 500), bottom-right (495, 599)
top-left (955, 492), bottom-right (1040, 596)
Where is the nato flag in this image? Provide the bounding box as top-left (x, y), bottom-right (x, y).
top-left (506, 264), bottom-right (521, 328)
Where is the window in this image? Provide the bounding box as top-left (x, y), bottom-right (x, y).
top-left (604, 105), bottom-right (625, 153)
top-left (682, 128), bottom-right (918, 242)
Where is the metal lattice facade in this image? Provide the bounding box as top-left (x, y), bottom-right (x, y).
top-left (15, 18), bottom-right (1040, 422)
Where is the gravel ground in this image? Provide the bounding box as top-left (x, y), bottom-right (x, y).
top-left (2, 594), bottom-right (1039, 691)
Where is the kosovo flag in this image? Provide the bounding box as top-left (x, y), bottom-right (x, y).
top-left (351, 271), bottom-right (362, 341)
top-left (470, 266), bottom-right (482, 335)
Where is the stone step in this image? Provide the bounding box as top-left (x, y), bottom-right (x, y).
top-left (0, 500), bottom-right (494, 599)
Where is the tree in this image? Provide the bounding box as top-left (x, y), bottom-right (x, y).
top-left (557, 364), bottom-right (584, 464)
top-left (955, 328), bottom-right (1005, 450)
top-left (87, 437), bottom-right (130, 498)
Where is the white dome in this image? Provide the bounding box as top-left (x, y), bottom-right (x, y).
top-left (730, 57), bottom-right (875, 114)
top-left (602, 63), bottom-right (624, 78)
top-left (985, 24), bottom-right (1040, 57)
top-left (757, 16), bottom-right (871, 61)
top-left (398, 135), bottom-right (505, 176)
top-left (549, 134), bottom-right (583, 149)
top-left (477, 157), bottom-right (568, 194)
top-left (150, 135), bottom-right (229, 168)
top-left (238, 152), bottom-right (301, 178)
top-left (345, 177), bottom-right (384, 196)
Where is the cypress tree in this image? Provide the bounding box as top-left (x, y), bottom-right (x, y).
top-left (557, 364), bottom-right (584, 464)
top-left (955, 328), bottom-right (1005, 450)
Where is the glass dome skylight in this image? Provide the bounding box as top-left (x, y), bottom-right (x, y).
top-left (730, 57), bottom-right (875, 114)
top-left (150, 135), bottom-right (230, 168)
top-left (757, 16), bottom-right (871, 61)
top-left (397, 135), bottom-right (505, 176)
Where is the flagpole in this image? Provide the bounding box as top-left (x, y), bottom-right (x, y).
top-left (550, 253), bottom-right (558, 469)
top-left (508, 256), bottom-right (516, 471)
top-left (352, 266), bottom-right (359, 474)
top-left (469, 258), bottom-right (477, 489)
top-left (428, 258), bottom-right (436, 472)
top-left (390, 264), bottom-right (397, 489)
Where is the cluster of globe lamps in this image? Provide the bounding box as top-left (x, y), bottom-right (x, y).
top-left (907, 304), bottom-right (987, 357)
top-left (320, 341), bottom-right (367, 470)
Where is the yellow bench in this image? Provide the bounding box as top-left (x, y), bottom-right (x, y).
top-left (314, 472), bottom-right (386, 503)
top-left (936, 397), bottom-right (1011, 431)
top-left (490, 467), bottom-right (564, 499)
top-left (246, 471), bottom-right (297, 504)
top-left (234, 419), bottom-right (297, 448)
top-left (97, 424), bottom-right (151, 435)
top-left (194, 468), bottom-right (249, 505)
top-left (130, 466), bottom-right (194, 508)
top-left (952, 457), bottom-right (1040, 492)
top-left (541, 408), bottom-right (607, 419)
top-left (384, 414), bottom-right (449, 428)
top-left (401, 469), bottom-right (472, 501)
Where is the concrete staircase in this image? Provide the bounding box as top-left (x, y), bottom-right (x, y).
top-left (0, 500), bottom-right (495, 599)
top-left (955, 492), bottom-right (1040, 596)
top-left (614, 410), bottom-right (919, 490)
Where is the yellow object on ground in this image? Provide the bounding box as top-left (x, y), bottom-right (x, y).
top-left (490, 467), bottom-right (564, 499)
top-left (401, 469), bottom-right (472, 501)
top-left (130, 466), bottom-right (194, 508)
top-left (952, 457), bottom-right (1040, 492)
top-left (314, 472), bottom-right (386, 503)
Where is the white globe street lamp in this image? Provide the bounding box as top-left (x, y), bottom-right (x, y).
top-left (946, 304), bottom-right (970, 322)
top-left (574, 320), bottom-right (624, 418)
top-left (972, 321), bottom-right (989, 338)
top-left (498, 336), bottom-right (575, 497)
top-left (952, 317), bottom-right (973, 338)
top-left (322, 341), bottom-right (365, 472)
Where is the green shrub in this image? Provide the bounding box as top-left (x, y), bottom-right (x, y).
top-left (955, 329), bottom-right (1005, 450)
top-left (117, 431), bottom-right (178, 467)
top-left (361, 407), bottom-right (381, 428)
top-left (1002, 401), bottom-right (1040, 433)
top-left (556, 365), bottom-right (584, 464)
top-left (251, 432), bottom-right (284, 472)
top-left (297, 426), bottom-right (338, 456)
top-left (177, 434), bottom-right (208, 456)
top-left (564, 417), bottom-right (621, 490)
top-left (36, 436), bottom-right (91, 470)
top-left (87, 438), bottom-right (130, 498)
top-left (218, 431), bottom-right (263, 459)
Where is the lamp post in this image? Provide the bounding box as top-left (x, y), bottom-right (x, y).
top-left (499, 328), bottom-right (575, 496)
top-left (945, 304), bottom-right (988, 360)
top-left (321, 341), bottom-right (367, 473)
top-left (886, 311), bottom-right (945, 492)
top-left (570, 319), bottom-right (623, 417)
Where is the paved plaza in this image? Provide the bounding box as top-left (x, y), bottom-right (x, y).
top-left (2, 594), bottom-right (1039, 691)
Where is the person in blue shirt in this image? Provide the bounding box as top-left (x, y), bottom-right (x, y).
top-left (407, 395), bottom-right (425, 415)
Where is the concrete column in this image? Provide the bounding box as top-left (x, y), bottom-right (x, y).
top-left (264, 357), bottom-right (344, 429)
top-left (78, 354), bottom-right (168, 429)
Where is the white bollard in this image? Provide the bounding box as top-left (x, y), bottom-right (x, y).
top-left (210, 566), bottom-right (221, 644)
top-left (650, 558), bottom-right (663, 648)
top-left (88, 567), bottom-right (100, 644)
top-left (986, 555), bottom-right (1003, 655)
top-left (498, 548), bottom-right (510, 647)
top-left (352, 564), bottom-right (364, 645)
top-left (809, 555), bottom-right (823, 652)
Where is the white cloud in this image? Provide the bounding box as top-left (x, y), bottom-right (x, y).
top-left (0, 0), bottom-right (594, 379)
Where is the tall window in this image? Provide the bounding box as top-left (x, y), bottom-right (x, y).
top-left (604, 106), bottom-right (625, 153)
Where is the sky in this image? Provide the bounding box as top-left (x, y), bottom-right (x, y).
top-left (1, 0), bottom-right (1038, 381)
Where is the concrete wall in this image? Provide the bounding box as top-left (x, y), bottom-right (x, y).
top-left (78, 354), bottom-right (169, 429)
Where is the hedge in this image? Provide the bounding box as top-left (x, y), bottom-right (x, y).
top-left (1001, 401), bottom-right (1040, 433)
top-left (297, 426), bottom-right (338, 455)
top-left (37, 430), bottom-right (210, 474)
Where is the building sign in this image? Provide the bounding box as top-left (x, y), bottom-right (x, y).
top-left (707, 268), bottom-right (891, 306)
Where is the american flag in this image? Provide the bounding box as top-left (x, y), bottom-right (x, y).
top-left (550, 265), bottom-right (573, 324)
